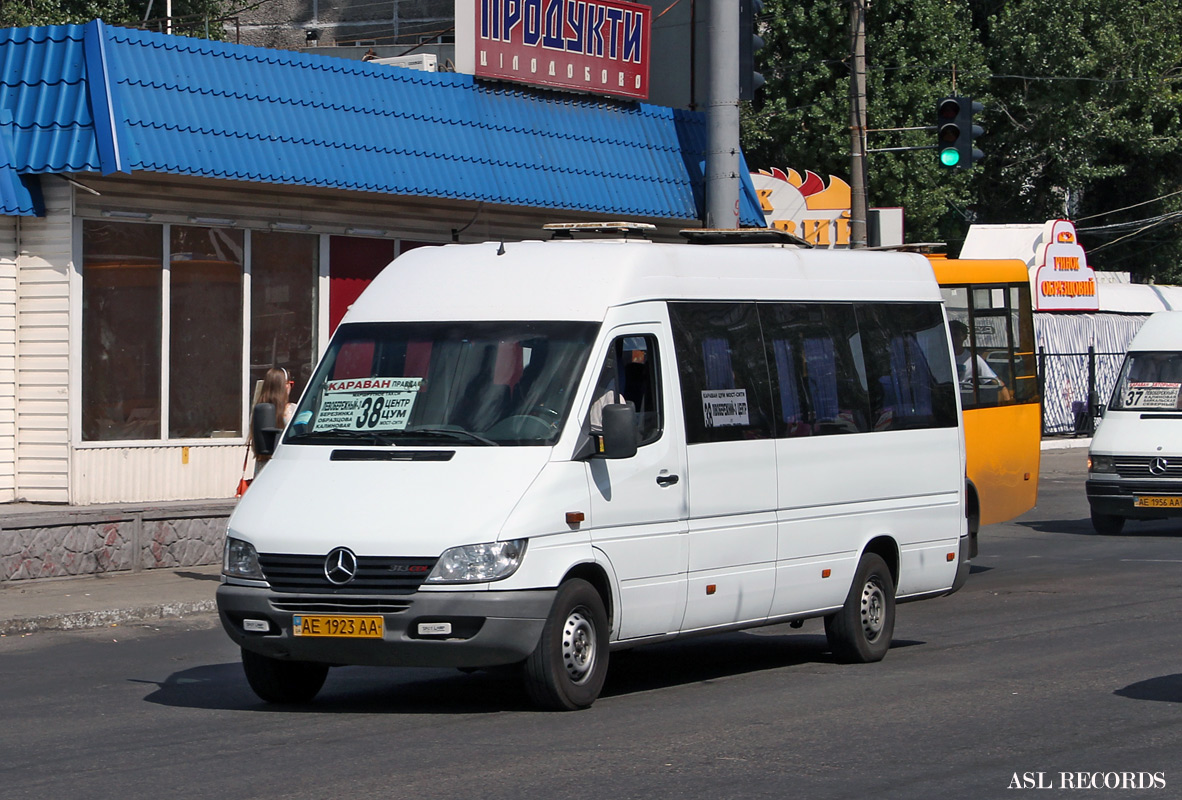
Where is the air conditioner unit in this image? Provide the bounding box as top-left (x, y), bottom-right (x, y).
top-left (372, 54), bottom-right (438, 72)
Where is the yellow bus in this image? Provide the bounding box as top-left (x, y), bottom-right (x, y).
top-left (929, 256), bottom-right (1041, 554)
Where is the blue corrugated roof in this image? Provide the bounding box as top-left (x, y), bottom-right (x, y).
top-left (0, 20), bottom-right (765, 225)
top-left (0, 159), bottom-right (43, 215)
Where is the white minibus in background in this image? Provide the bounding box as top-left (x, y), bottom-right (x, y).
top-left (1087, 311), bottom-right (1182, 534)
top-left (217, 230), bottom-right (970, 710)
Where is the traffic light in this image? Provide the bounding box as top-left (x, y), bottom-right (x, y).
top-left (936, 96), bottom-right (984, 169)
top-left (739, 0), bottom-right (765, 102)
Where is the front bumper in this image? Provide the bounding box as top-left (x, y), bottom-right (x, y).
top-left (217, 582), bottom-right (555, 668)
top-left (1086, 477), bottom-right (1182, 520)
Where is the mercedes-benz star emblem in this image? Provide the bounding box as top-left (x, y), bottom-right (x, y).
top-left (1150, 457), bottom-right (1169, 476)
top-left (324, 547), bottom-right (358, 585)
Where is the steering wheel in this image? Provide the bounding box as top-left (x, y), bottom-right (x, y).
top-left (486, 413), bottom-right (557, 440)
top-left (527, 405), bottom-right (560, 425)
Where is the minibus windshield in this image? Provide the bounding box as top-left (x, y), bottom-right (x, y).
top-left (285, 320), bottom-right (598, 446)
top-left (1110, 351), bottom-right (1182, 411)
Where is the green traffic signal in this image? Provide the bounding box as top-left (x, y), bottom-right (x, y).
top-left (935, 96), bottom-right (983, 169)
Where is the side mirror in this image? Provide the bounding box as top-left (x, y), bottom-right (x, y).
top-left (251, 402), bottom-right (282, 457)
top-left (1096, 403), bottom-right (1107, 418)
top-left (597, 403), bottom-right (638, 460)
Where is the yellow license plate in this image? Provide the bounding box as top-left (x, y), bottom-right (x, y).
top-left (292, 614), bottom-right (384, 638)
top-left (1134, 496), bottom-right (1182, 508)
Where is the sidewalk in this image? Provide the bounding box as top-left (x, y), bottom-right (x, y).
top-left (0, 564), bottom-right (221, 636)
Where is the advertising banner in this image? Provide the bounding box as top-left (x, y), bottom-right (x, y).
top-left (466, 0), bottom-right (651, 100)
top-left (1032, 219), bottom-right (1099, 311)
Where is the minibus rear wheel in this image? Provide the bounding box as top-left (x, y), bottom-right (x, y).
top-left (241, 648), bottom-right (329, 704)
top-left (825, 553), bottom-right (895, 664)
top-left (523, 578), bottom-right (609, 711)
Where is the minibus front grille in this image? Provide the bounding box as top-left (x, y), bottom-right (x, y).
top-left (1114, 457), bottom-right (1182, 479)
top-left (258, 553), bottom-right (437, 594)
top-left (269, 597), bottom-right (414, 614)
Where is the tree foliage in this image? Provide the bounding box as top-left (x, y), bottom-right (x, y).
top-left (743, 0), bottom-right (1182, 281)
top-left (1, 0), bottom-right (233, 40)
top-left (980, 0), bottom-right (1182, 280)
top-left (742, 0), bottom-right (987, 249)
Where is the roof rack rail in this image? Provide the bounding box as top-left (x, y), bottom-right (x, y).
top-left (679, 227), bottom-right (811, 247)
top-left (542, 222), bottom-right (657, 239)
top-left (863, 242), bottom-right (946, 254)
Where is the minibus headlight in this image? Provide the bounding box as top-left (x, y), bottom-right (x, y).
top-left (426, 539), bottom-right (527, 583)
top-left (223, 537), bottom-right (265, 580)
top-left (1088, 454), bottom-right (1116, 474)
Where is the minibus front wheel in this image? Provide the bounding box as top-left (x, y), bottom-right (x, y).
top-left (241, 648), bottom-right (329, 704)
top-left (1090, 510), bottom-right (1126, 535)
top-left (824, 553), bottom-right (896, 664)
top-left (523, 578), bottom-right (609, 711)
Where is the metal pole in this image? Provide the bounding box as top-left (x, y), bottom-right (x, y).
top-left (848, 0), bottom-right (868, 248)
top-left (705, 0), bottom-right (740, 229)
top-left (689, 0), bottom-right (698, 110)
top-left (1087, 345), bottom-right (1097, 435)
top-left (1038, 346), bottom-right (1047, 436)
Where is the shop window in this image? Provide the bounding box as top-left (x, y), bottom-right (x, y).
top-left (250, 231), bottom-right (318, 402)
top-left (169, 226), bottom-right (244, 438)
top-left (82, 221), bottom-right (320, 443)
top-left (82, 220), bottom-right (163, 441)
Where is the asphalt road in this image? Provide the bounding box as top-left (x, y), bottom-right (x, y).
top-left (3, 448), bottom-right (1180, 800)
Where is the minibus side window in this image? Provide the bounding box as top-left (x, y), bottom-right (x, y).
top-left (668, 302), bottom-right (774, 444)
top-left (856, 303), bottom-right (958, 431)
top-left (1010, 285), bottom-right (1040, 403)
top-left (941, 284), bottom-right (1036, 408)
top-left (589, 335), bottom-right (662, 445)
top-left (761, 303), bottom-right (869, 437)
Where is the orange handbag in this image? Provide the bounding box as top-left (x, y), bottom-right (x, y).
top-left (235, 446), bottom-right (252, 497)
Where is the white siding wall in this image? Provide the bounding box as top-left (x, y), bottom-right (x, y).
top-left (0, 216), bottom-right (17, 501)
top-left (16, 181), bottom-right (71, 502)
top-left (72, 444), bottom-right (247, 504)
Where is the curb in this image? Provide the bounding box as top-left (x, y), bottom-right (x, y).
top-left (1041, 437), bottom-right (1090, 450)
top-left (0, 599), bottom-right (217, 637)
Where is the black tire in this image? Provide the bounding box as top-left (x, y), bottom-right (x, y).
top-left (241, 648), bottom-right (329, 704)
top-left (1090, 510), bottom-right (1126, 535)
top-left (523, 578), bottom-right (609, 711)
top-left (825, 553), bottom-right (896, 664)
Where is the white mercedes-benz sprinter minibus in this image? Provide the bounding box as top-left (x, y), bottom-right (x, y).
top-left (217, 234), bottom-right (969, 710)
top-left (1087, 311), bottom-right (1182, 534)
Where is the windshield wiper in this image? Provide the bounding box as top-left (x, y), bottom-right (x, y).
top-left (287, 428), bottom-right (399, 446)
top-left (401, 427), bottom-right (499, 446)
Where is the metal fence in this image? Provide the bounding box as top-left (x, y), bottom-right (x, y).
top-left (1038, 347), bottom-right (1125, 436)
